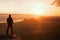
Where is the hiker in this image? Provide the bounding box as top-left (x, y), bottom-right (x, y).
top-left (6, 15), bottom-right (13, 35)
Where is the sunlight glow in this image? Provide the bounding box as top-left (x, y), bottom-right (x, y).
top-left (33, 8), bottom-right (44, 15)
top-left (32, 4), bottom-right (45, 16)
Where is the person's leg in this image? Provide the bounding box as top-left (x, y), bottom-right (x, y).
top-left (6, 25), bottom-right (9, 34)
top-left (11, 25), bottom-right (13, 35)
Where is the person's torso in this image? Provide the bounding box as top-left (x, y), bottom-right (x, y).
top-left (7, 18), bottom-right (13, 24)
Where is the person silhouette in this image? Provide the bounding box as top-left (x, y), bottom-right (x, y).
top-left (6, 15), bottom-right (13, 35)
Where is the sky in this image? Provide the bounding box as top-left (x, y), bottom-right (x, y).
top-left (0, 0), bottom-right (60, 16)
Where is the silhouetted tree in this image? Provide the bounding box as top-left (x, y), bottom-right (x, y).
top-left (51, 0), bottom-right (60, 7)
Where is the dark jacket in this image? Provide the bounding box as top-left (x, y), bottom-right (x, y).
top-left (7, 17), bottom-right (13, 25)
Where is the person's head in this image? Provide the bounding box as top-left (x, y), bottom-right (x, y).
top-left (9, 15), bottom-right (11, 18)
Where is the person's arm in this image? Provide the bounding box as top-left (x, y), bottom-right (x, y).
top-left (7, 18), bottom-right (8, 23)
top-left (11, 18), bottom-right (13, 24)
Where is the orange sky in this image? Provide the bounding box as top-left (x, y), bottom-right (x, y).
top-left (0, 0), bottom-right (60, 16)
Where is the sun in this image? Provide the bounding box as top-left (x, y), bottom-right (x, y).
top-left (32, 7), bottom-right (44, 16)
top-left (33, 8), bottom-right (44, 15)
top-left (32, 4), bottom-right (45, 16)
